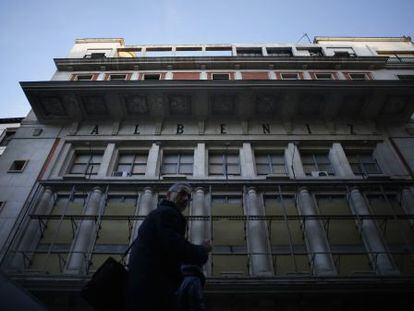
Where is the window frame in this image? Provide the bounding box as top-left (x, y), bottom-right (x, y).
top-left (310, 72), bottom-right (338, 80)
top-left (141, 73), bottom-right (162, 80)
top-left (113, 150), bottom-right (148, 177)
top-left (254, 150), bottom-right (287, 176)
top-left (8, 160), bottom-right (29, 173)
top-left (343, 72), bottom-right (372, 81)
top-left (160, 150), bottom-right (194, 176)
top-left (70, 73), bottom-right (99, 81)
top-left (300, 150), bottom-right (335, 176)
top-left (104, 73), bottom-right (132, 81)
top-left (67, 150), bottom-right (104, 177)
top-left (277, 72), bottom-right (303, 80)
top-left (208, 150), bottom-right (241, 177)
top-left (345, 150), bottom-right (382, 176)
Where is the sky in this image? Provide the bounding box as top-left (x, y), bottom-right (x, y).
top-left (0, 0), bottom-right (413, 118)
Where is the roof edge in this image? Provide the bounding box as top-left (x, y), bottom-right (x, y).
top-left (314, 36), bottom-right (412, 43)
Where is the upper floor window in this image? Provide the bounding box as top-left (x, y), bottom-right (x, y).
top-left (346, 151), bottom-right (382, 176)
top-left (113, 153), bottom-right (147, 177)
top-left (237, 47), bottom-right (262, 57)
top-left (255, 152), bottom-right (286, 175)
top-left (71, 73), bottom-right (99, 81)
top-left (266, 47), bottom-right (293, 57)
top-left (212, 73), bottom-right (230, 80)
top-left (344, 72), bottom-right (372, 81)
top-left (105, 73), bottom-right (131, 81)
top-left (84, 53), bottom-right (106, 59)
top-left (209, 152), bottom-right (240, 176)
top-left (142, 73), bottom-right (161, 80)
top-left (310, 72), bottom-right (337, 80)
top-left (161, 152), bottom-right (193, 175)
top-left (296, 47), bottom-right (323, 57)
top-left (326, 47), bottom-right (356, 57)
top-left (279, 72), bottom-right (302, 80)
top-left (69, 152), bottom-right (103, 176)
top-left (397, 75), bottom-right (414, 81)
top-left (301, 151), bottom-right (335, 176)
top-left (8, 160), bottom-right (28, 173)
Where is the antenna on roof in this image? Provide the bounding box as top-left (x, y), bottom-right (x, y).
top-left (297, 33), bottom-right (312, 44)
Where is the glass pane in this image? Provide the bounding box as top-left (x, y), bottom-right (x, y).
top-left (75, 154), bottom-right (90, 163)
top-left (134, 154), bottom-right (147, 164)
top-left (227, 164), bottom-right (240, 175)
top-left (364, 163), bottom-right (382, 174)
top-left (271, 164), bottom-right (286, 174)
top-left (317, 196), bottom-right (350, 214)
top-left (116, 164), bottom-right (131, 173)
top-left (209, 154), bottom-right (223, 164)
top-left (180, 154), bottom-right (194, 164)
top-left (209, 164), bottom-right (223, 175)
top-left (91, 154), bottom-right (103, 163)
top-left (270, 154), bottom-right (285, 164)
top-left (213, 220), bottom-right (245, 245)
top-left (336, 254), bottom-right (372, 275)
top-left (97, 220), bottom-right (130, 244)
top-left (106, 197), bottom-right (136, 215)
top-left (89, 164), bottom-right (100, 175)
top-left (256, 164), bottom-right (270, 175)
top-left (179, 164), bottom-right (193, 175)
top-left (161, 164), bottom-right (177, 174)
top-left (351, 164), bottom-right (363, 175)
top-left (132, 164), bottom-right (146, 175)
top-left (255, 155), bottom-right (268, 164)
top-left (163, 154), bottom-right (178, 164)
top-left (213, 255), bottom-right (248, 276)
top-left (70, 164), bottom-right (85, 174)
top-left (274, 255), bottom-right (309, 275)
top-left (301, 155), bottom-right (314, 164)
top-left (119, 154), bottom-right (134, 163)
top-left (303, 164), bottom-right (315, 175)
top-left (226, 154), bottom-right (239, 164)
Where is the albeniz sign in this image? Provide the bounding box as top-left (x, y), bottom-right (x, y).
top-left (76, 121), bottom-right (375, 136)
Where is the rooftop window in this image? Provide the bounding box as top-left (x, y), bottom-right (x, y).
top-left (143, 73), bottom-right (161, 80)
top-left (237, 47), bottom-right (262, 57)
top-left (212, 73), bottom-right (230, 80)
top-left (266, 47), bottom-right (293, 57)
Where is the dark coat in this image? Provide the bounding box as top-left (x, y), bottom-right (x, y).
top-left (127, 200), bottom-right (208, 311)
top-left (177, 265), bottom-right (207, 311)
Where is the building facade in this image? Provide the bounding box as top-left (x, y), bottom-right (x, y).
top-left (1, 37), bottom-right (414, 309)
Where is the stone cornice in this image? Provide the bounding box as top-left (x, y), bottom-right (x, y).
top-left (20, 80), bottom-right (414, 124)
top-left (54, 56), bottom-right (388, 71)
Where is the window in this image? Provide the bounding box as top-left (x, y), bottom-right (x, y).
top-left (0, 129), bottom-right (17, 146)
top-left (212, 73), bottom-right (230, 80)
top-left (8, 160), bottom-right (28, 173)
top-left (69, 152), bottom-right (103, 176)
top-left (280, 73), bottom-right (301, 80)
top-left (237, 48), bottom-right (262, 57)
top-left (311, 72), bottom-right (336, 80)
top-left (209, 152), bottom-right (240, 176)
top-left (266, 48), bottom-right (293, 57)
top-left (296, 47), bottom-right (323, 57)
top-left (161, 152), bottom-right (193, 175)
top-left (255, 152), bottom-right (286, 175)
top-left (71, 74), bottom-right (98, 81)
top-left (397, 75), bottom-right (414, 81)
top-left (344, 72), bottom-right (371, 80)
top-left (142, 74), bottom-right (161, 80)
top-left (106, 74), bottom-right (129, 81)
top-left (301, 152), bottom-right (335, 176)
top-left (326, 47), bottom-right (356, 57)
top-left (83, 53), bottom-right (106, 59)
top-left (346, 151), bottom-right (382, 176)
top-left (113, 153), bottom-right (147, 176)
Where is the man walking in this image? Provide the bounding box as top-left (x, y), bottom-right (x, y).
top-left (127, 183), bottom-right (211, 311)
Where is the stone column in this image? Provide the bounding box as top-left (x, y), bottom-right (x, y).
top-left (285, 143), bottom-right (305, 178)
top-left (246, 188), bottom-right (273, 276)
top-left (193, 143), bottom-right (206, 178)
top-left (145, 143), bottom-right (160, 177)
top-left (401, 188), bottom-right (414, 226)
top-left (97, 143), bottom-right (115, 177)
top-left (297, 188), bottom-right (337, 276)
top-left (189, 188), bottom-right (207, 245)
top-left (132, 188), bottom-right (154, 240)
top-left (349, 188), bottom-right (399, 275)
top-left (241, 143), bottom-right (256, 178)
top-left (329, 143), bottom-right (354, 177)
top-left (12, 187), bottom-right (54, 269)
top-left (66, 187), bottom-right (103, 274)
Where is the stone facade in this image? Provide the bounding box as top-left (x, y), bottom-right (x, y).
top-left (1, 37), bottom-right (414, 309)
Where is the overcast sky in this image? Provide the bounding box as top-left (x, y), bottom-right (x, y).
top-left (0, 0), bottom-right (413, 118)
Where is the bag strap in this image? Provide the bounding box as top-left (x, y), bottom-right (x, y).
top-left (121, 238), bottom-right (136, 262)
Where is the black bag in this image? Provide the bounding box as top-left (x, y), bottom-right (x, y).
top-left (81, 243), bottom-right (134, 310)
